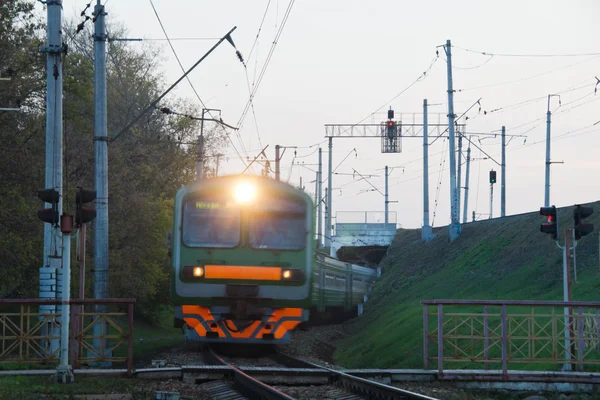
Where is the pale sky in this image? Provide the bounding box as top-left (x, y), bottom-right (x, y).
top-left (53, 0), bottom-right (600, 229)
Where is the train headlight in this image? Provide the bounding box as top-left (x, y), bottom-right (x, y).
top-left (234, 182), bottom-right (256, 204)
top-left (282, 269), bottom-right (304, 281)
top-left (183, 265), bottom-right (205, 279)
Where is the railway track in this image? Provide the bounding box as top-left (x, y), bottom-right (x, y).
top-left (196, 347), bottom-right (439, 400)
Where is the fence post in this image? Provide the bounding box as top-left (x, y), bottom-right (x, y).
top-left (127, 302), bottom-right (134, 375)
top-left (577, 307), bottom-right (584, 372)
top-left (423, 305), bottom-right (428, 370)
top-left (437, 304), bottom-right (444, 376)
top-left (484, 305), bottom-right (489, 370)
top-left (501, 304), bottom-right (508, 376)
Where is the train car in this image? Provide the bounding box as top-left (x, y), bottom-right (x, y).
top-left (312, 254), bottom-right (377, 320)
top-left (170, 175), bottom-right (376, 344)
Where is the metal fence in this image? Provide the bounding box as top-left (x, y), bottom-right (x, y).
top-left (0, 298), bottom-right (135, 373)
top-left (422, 300), bottom-right (600, 376)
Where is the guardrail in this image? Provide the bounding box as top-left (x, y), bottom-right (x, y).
top-left (422, 300), bottom-right (600, 376)
top-left (0, 298), bottom-right (135, 374)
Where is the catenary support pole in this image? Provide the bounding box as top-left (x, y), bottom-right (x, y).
top-left (544, 97), bottom-right (552, 207)
top-left (326, 138), bottom-right (333, 248)
top-left (422, 99), bottom-right (433, 242)
top-left (314, 171), bottom-right (318, 243)
top-left (489, 183), bottom-right (494, 219)
top-left (93, 0), bottom-right (110, 364)
top-left (385, 166), bottom-right (389, 224)
top-left (58, 227), bottom-right (73, 383)
top-left (196, 109), bottom-right (206, 181)
top-left (462, 144), bottom-right (471, 224)
top-left (563, 229), bottom-right (572, 370)
top-left (79, 225), bottom-right (86, 299)
top-left (41, 0), bottom-right (64, 356)
top-left (501, 126), bottom-right (506, 217)
top-left (444, 39), bottom-right (460, 240)
top-left (275, 145), bottom-right (280, 181)
top-left (457, 134), bottom-right (463, 223)
top-left (317, 148), bottom-right (323, 248)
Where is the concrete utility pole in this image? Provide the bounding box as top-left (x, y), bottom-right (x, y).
top-left (41, 0), bottom-right (64, 356)
top-left (544, 95), bottom-right (559, 207)
top-left (57, 215), bottom-right (74, 383)
top-left (326, 138), bottom-right (333, 248)
top-left (462, 143), bottom-right (471, 224)
top-left (501, 126), bottom-right (506, 217)
top-left (457, 134), bottom-right (463, 224)
top-left (93, 0), bottom-right (110, 364)
top-left (444, 39), bottom-right (461, 241)
top-left (313, 171), bottom-right (318, 243)
top-left (422, 99), bottom-right (433, 242)
top-left (489, 172), bottom-right (495, 219)
top-left (317, 148), bottom-right (323, 248)
top-left (385, 166), bottom-right (389, 225)
top-left (275, 145), bottom-right (281, 181)
top-left (562, 229), bottom-right (573, 371)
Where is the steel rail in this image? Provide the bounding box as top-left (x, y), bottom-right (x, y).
top-left (206, 347), bottom-right (294, 400)
top-left (275, 352), bottom-right (439, 400)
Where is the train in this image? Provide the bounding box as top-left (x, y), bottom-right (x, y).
top-left (170, 175), bottom-right (377, 344)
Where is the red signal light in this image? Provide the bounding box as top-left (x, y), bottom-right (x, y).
top-left (387, 121), bottom-right (393, 127)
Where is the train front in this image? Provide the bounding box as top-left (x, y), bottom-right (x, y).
top-left (171, 176), bottom-right (314, 344)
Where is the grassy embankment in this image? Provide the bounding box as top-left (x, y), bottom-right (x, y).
top-left (336, 202), bottom-right (600, 369)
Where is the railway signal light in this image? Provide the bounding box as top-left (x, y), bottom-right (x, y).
top-left (75, 188), bottom-right (96, 226)
top-left (573, 204), bottom-right (594, 240)
top-left (540, 205), bottom-right (557, 240)
top-left (37, 189), bottom-right (60, 225)
top-left (386, 120), bottom-right (396, 139)
top-left (489, 170), bottom-right (497, 184)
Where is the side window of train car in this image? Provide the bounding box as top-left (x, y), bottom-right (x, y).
top-left (182, 198), bottom-right (241, 248)
top-left (325, 272), bottom-right (335, 288)
top-left (353, 278), bottom-right (365, 292)
top-left (249, 197), bottom-right (308, 250)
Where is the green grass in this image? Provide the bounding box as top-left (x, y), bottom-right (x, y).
top-left (0, 376), bottom-right (151, 399)
top-left (335, 203), bottom-right (600, 370)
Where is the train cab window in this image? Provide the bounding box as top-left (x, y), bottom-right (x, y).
top-left (249, 198), bottom-right (307, 250)
top-left (182, 199), bottom-right (240, 248)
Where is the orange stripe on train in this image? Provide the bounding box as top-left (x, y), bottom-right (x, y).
top-left (182, 305), bottom-right (302, 340)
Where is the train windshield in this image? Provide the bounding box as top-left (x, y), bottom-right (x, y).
top-left (249, 198), bottom-right (307, 250)
top-left (182, 199), bottom-right (240, 248)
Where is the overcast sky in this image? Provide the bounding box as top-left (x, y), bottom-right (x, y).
top-left (53, 0), bottom-right (600, 229)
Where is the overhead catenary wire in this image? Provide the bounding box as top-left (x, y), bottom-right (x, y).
top-left (453, 45), bottom-right (600, 58)
top-left (237, 0), bottom-right (296, 129)
top-left (431, 138), bottom-right (448, 227)
top-left (341, 56), bottom-right (439, 133)
top-left (458, 56), bottom-right (600, 92)
top-left (148, 0), bottom-right (211, 116)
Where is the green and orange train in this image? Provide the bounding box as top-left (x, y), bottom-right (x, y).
top-left (170, 175), bottom-right (377, 344)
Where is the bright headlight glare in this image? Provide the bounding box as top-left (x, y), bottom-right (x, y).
top-left (234, 182), bottom-right (256, 204)
top-left (282, 270), bottom-right (292, 279)
top-left (193, 266), bottom-right (204, 277)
